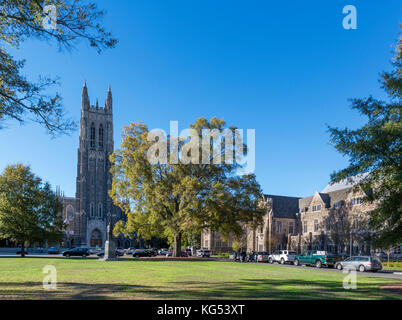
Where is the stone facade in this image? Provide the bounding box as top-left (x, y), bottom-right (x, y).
top-left (202, 175), bottom-right (401, 255)
top-left (59, 83), bottom-right (132, 248)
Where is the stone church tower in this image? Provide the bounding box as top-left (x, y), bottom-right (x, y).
top-left (73, 82), bottom-right (120, 247)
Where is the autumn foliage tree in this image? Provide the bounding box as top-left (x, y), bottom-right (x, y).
top-left (110, 117), bottom-right (265, 257)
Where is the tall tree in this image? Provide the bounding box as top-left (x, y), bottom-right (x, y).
top-left (0, 164), bottom-right (64, 257)
top-left (328, 31), bottom-right (401, 249)
top-left (110, 117), bottom-right (265, 256)
top-left (0, 0), bottom-right (117, 135)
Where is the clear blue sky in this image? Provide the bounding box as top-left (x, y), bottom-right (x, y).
top-left (0, 0), bottom-right (400, 198)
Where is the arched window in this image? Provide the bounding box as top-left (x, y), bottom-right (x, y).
top-left (98, 124), bottom-right (104, 148)
top-left (98, 203), bottom-right (103, 218)
top-left (90, 203), bottom-right (95, 217)
top-left (66, 205), bottom-right (74, 220)
top-left (90, 122), bottom-right (95, 148)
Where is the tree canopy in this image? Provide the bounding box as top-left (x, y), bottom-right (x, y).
top-left (0, 164), bottom-right (64, 257)
top-left (0, 0), bottom-right (117, 135)
top-left (110, 117), bottom-right (266, 256)
top-left (328, 30), bottom-right (402, 249)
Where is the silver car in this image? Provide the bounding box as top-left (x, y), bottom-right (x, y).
top-left (256, 251), bottom-right (269, 262)
top-left (335, 256), bottom-right (382, 272)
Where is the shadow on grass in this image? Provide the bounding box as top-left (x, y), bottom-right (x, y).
top-left (0, 277), bottom-right (400, 300)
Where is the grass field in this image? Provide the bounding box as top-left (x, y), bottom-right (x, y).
top-left (382, 262), bottom-right (402, 270)
top-left (0, 257), bottom-right (401, 300)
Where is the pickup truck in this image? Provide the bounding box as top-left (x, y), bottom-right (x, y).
top-left (293, 250), bottom-right (340, 268)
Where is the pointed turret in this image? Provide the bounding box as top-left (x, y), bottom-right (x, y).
top-left (105, 84), bottom-right (112, 113)
top-left (82, 80), bottom-right (90, 111)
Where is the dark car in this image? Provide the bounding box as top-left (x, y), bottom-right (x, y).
top-left (16, 248), bottom-right (28, 255)
top-left (62, 247), bottom-right (90, 257)
top-left (48, 247), bottom-right (59, 254)
top-left (97, 248), bottom-right (123, 257)
top-left (133, 249), bottom-right (153, 258)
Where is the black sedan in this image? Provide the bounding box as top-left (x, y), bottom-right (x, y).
top-left (62, 247), bottom-right (90, 257)
top-left (132, 249), bottom-right (154, 258)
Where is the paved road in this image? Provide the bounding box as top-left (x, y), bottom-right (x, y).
top-left (1, 252), bottom-right (401, 280)
top-left (224, 259), bottom-right (402, 280)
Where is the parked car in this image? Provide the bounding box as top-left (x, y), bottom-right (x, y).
top-left (148, 248), bottom-right (158, 256)
top-left (116, 248), bottom-right (125, 256)
top-left (47, 247), bottom-right (59, 254)
top-left (62, 247), bottom-right (90, 257)
top-left (158, 248), bottom-right (169, 256)
top-left (293, 250), bottom-right (340, 268)
top-left (229, 252), bottom-right (237, 260)
top-left (16, 248), bottom-right (28, 255)
top-left (246, 251), bottom-right (257, 262)
top-left (268, 250), bottom-right (297, 264)
top-left (335, 256), bottom-right (383, 272)
top-left (132, 249), bottom-right (153, 258)
top-left (88, 247), bottom-right (100, 255)
top-left (183, 248), bottom-right (192, 257)
top-left (125, 248), bottom-right (135, 255)
top-left (97, 248), bottom-right (124, 257)
top-left (197, 249), bottom-right (211, 258)
top-left (256, 251), bottom-right (269, 262)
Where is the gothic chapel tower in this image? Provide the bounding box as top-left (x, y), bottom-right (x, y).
top-left (74, 82), bottom-right (117, 247)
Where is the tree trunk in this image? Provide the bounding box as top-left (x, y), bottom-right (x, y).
top-left (173, 233), bottom-right (182, 257)
top-left (21, 242), bottom-right (25, 258)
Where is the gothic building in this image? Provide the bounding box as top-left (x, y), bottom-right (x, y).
top-left (60, 83), bottom-right (132, 248)
top-left (202, 175), bottom-right (402, 255)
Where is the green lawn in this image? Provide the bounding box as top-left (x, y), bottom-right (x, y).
top-left (0, 257), bottom-right (401, 300)
top-left (383, 261), bottom-right (402, 271)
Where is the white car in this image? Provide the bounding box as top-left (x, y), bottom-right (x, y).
top-left (268, 250), bottom-right (297, 264)
top-left (158, 249), bottom-right (169, 256)
top-left (125, 248), bottom-right (135, 255)
top-left (197, 249), bottom-right (211, 257)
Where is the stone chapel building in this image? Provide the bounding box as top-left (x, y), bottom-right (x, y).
top-left (59, 83), bottom-right (132, 248)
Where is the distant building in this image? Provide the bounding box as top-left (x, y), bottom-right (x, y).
top-left (202, 174), bottom-right (402, 255)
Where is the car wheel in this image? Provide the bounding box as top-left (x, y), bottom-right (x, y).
top-left (336, 263), bottom-right (343, 270)
top-left (280, 258), bottom-right (285, 265)
top-left (359, 265), bottom-right (365, 272)
top-left (294, 259), bottom-right (299, 266)
top-left (66, 253), bottom-right (70, 257)
top-left (82, 254), bottom-right (87, 258)
top-left (315, 260), bottom-right (322, 268)
top-left (268, 257), bottom-right (273, 264)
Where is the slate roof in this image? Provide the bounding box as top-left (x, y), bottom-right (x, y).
top-left (263, 194), bottom-right (300, 219)
top-left (321, 173), bottom-right (369, 193)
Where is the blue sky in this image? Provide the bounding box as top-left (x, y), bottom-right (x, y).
top-left (0, 0), bottom-right (400, 198)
